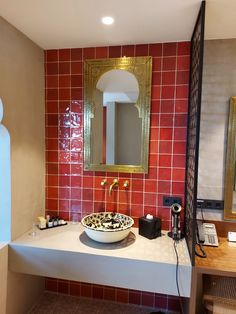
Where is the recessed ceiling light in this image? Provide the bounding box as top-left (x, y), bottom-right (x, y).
top-left (102, 16), bottom-right (114, 25)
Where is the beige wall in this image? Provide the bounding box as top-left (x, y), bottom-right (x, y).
top-left (0, 244), bottom-right (8, 314)
top-left (198, 39), bottom-right (236, 218)
top-left (0, 17), bottom-right (45, 313)
top-left (0, 17), bottom-right (45, 240)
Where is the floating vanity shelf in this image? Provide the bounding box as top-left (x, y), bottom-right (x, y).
top-left (9, 224), bottom-right (191, 297)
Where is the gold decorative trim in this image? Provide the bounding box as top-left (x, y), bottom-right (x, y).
top-left (224, 96), bottom-right (236, 220)
top-left (84, 56), bottom-right (152, 173)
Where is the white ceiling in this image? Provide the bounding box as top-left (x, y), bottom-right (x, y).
top-left (0, 0), bottom-right (235, 49)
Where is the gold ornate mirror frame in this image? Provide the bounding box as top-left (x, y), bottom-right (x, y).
top-left (84, 56), bottom-right (152, 173)
top-left (224, 96), bottom-right (236, 220)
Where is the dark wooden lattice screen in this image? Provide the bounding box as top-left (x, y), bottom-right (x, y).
top-left (184, 1), bottom-right (205, 265)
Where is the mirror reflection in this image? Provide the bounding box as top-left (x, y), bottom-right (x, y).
top-left (91, 69), bottom-right (141, 165)
top-left (84, 57), bottom-right (152, 173)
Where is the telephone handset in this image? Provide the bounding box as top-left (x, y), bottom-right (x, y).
top-left (197, 221), bottom-right (219, 247)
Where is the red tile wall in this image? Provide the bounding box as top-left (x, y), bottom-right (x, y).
top-left (45, 277), bottom-right (185, 312)
top-left (45, 41), bottom-right (190, 310)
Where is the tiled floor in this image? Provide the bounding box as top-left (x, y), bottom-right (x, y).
top-left (28, 292), bottom-right (165, 314)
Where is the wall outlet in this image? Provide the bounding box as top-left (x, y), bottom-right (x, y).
top-left (163, 196), bottom-right (182, 207)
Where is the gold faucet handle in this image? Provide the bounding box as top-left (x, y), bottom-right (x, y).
top-left (123, 180), bottom-right (129, 188)
top-left (101, 179), bottom-right (107, 187)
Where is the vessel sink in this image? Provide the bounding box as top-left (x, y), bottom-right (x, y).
top-left (81, 212), bottom-right (134, 243)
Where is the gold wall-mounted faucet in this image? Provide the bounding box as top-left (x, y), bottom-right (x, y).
top-left (109, 179), bottom-right (119, 196)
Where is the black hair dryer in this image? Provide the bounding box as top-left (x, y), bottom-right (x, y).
top-left (168, 203), bottom-right (184, 240)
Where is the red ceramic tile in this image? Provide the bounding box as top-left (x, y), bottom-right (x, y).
top-left (129, 290), bottom-right (141, 305)
top-left (176, 85), bottom-right (189, 99)
top-left (144, 180), bottom-right (157, 193)
top-left (47, 76), bottom-right (58, 88)
top-left (149, 43), bottom-right (162, 57)
top-left (173, 142), bottom-right (186, 154)
top-left (159, 155), bottom-right (171, 167)
top-left (59, 187), bottom-right (70, 199)
top-left (174, 114), bottom-right (187, 127)
top-left (131, 179), bottom-right (143, 192)
top-left (81, 283), bottom-right (92, 298)
top-left (152, 72), bottom-right (161, 85)
top-left (46, 126), bottom-right (58, 138)
top-left (116, 288), bottom-right (129, 303)
top-left (141, 292), bottom-right (154, 307)
top-left (59, 49), bottom-right (70, 61)
top-left (144, 206), bottom-right (156, 217)
top-left (155, 294), bottom-right (168, 309)
top-left (59, 101), bottom-right (70, 114)
top-left (151, 100), bottom-right (160, 113)
top-left (46, 62), bottom-right (59, 75)
top-left (45, 278), bottom-right (58, 292)
top-left (46, 50), bottom-right (58, 62)
top-left (162, 71), bottom-right (175, 85)
top-left (47, 151), bottom-right (58, 163)
top-left (144, 193), bottom-right (156, 206)
top-left (58, 280), bottom-right (69, 294)
top-left (59, 62), bottom-right (70, 74)
top-left (176, 70), bottom-right (189, 84)
top-left (59, 88), bottom-right (70, 100)
top-left (150, 128), bottom-right (159, 142)
top-left (71, 75), bottom-right (82, 87)
top-left (104, 287), bottom-right (116, 301)
top-left (69, 282), bottom-right (81, 297)
top-left (46, 139), bottom-right (58, 150)
top-left (168, 296), bottom-right (181, 312)
top-left (96, 46), bottom-right (108, 58)
top-left (160, 114), bottom-right (173, 127)
top-left (47, 163), bottom-right (59, 175)
top-left (71, 188), bottom-right (81, 200)
top-left (71, 200), bottom-right (81, 212)
top-left (122, 45), bottom-right (135, 57)
top-left (109, 46), bottom-right (121, 58)
top-left (158, 181), bottom-right (171, 193)
top-left (152, 86), bottom-right (161, 99)
top-left (163, 42), bottom-right (177, 56)
top-left (177, 56), bottom-right (190, 70)
top-left (71, 88), bottom-right (82, 100)
top-left (59, 163), bottom-right (70, 175)
top-left (71, 48), bottom-right (82, 61)
top-left (131, 204), bottom-right (143, 217)
top-left (135, 44), bottom-right (148, 56)
top-left (71, 176), bottom-right (81, 187)
top-left (59, 75), bottom-right (71, 88)
top-left (172, 168), bottom-right (185, 181)
top-left (145, 167), bottom-right (157, 180)
top-left (132, 192), bottom-right (143, 205)
top-left (161, 100), bottom-right (174, 113)
top-left (149, 154), bottom-right (158, 167)
top-left (47, 187), bottom-right (58, 199)
top-left (159, 168), bottom-right (171, 180)
top-left (82, 200), bottom-right (93, 212)
top-left (153, 57), bottom-right (162, 71)
top-left (71, 61), bottom-right (83, 74)
top-left (47, 89), bottom-right (58, 101)
top-left (177, 41), bottom-right (190, 55)
top-left (172, 182), bottom-right (185, 194)
top-left (59, 200), bottom-right (70, 211)
top-left (83, 47), bottom-right (95, 59)
top-left (160, 128), bottom-right (172, 140)
top-left (92, 285), bottom-right (104, 299)
top-left (162, 57), bottom-right (176, 71)
top-left (174, 127), bottom-right (187, 140)
top-left (150, 114), bottom-right (159, 128)
top-left (47, 114), bottom-right (58, 126)
top-left (46, 101), bottom-right (58, 114)
top-left (159, 141), bottom-right (172, 154)
top-left (48, 175), bottom-right (59, 187)
top-left (161, 86), bottom-right (175, 99)
top-left (46, 199), bottom-right (58, 211)
top-left (82, 188), bottom-right (93, 201)
top-left (173, 155), bottom-right (186, 168)
top-left (175, 99), bottom-right (188, 113)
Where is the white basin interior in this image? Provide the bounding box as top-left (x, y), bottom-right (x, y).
top-left (81, 212), bottom-right (134, 243)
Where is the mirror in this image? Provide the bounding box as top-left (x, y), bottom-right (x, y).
top-left (224, 97), bottom-right (236, 219)
top-left (84, 57), bottom-right (152, 173)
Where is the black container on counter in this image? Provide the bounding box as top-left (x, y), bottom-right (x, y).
top-left (138, 215), bottom-right (161, 239)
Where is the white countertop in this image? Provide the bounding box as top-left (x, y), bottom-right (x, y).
top-left (9, 223), bottom-right (192, 297)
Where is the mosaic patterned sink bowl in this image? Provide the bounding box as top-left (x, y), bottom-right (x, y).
top-left (81, 212), bottom-right (134, 243)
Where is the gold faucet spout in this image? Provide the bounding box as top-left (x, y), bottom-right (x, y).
top-left (109, 179), bottom-right (119, 196)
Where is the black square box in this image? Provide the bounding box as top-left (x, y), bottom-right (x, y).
top-left (139, 216), bottom-right (161, 239)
